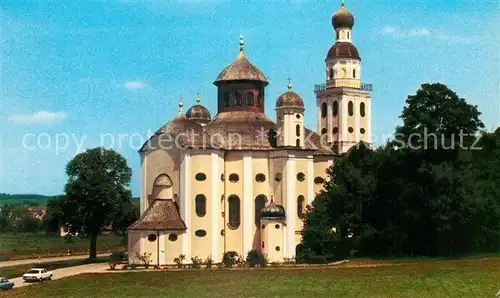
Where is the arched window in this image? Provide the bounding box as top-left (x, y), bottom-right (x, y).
top-left (296, 139), bottom-right (300, 147)
top-left (255, 195), bottom-right (267, 227)
top-left (321, 128), bottom-right (327, 135)
top-left (329, 68), bottom-right (334, 80)
top-left (246, 92), bottom-right (254, 106)
top-left (223, 92), bottom-right (230, 107)
top-left (348, 101), bottom-right (354, 116)
top-left (336, 31), bottom-right (339, 40)
top-left (347, 31), bottom-right (350, 39)
top-left (296, 124), bottom-right (301, 137)
top-left (256, 93), bottom-right (263, 107)
top-left (332, 101), bottom-right (338, 116)
top-left (195, 194), bottom-right (206, 217)
top-left (360, 102), bottom-right (366, 117)
top-left (321, 102), bottom-right (327, 118)
top-left (297, 195), bottom-right (305, 219)
top-left (235, 91), bottom-right (242, 106)
top-left (228, 195), bottom-right (241, 228)
top-left (353, 69), bottom-right (356, 78)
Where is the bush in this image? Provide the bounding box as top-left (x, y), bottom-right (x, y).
top-left (245, 250), bottom-right (268, 267)
top-left (191, 256), bottom-right (203, 269)
top-left (174, 254), bottom-right (186, 268)
top-left (204, 256), bottom-right (214, 269)
top-left (308, 255), bottom-right (328, 264)
top-left (135, 252), bottom-right (152, 268)
top-left (108, 251), bottom-right (126, 270)
top-left (222, 251), bottom-right (239, 268)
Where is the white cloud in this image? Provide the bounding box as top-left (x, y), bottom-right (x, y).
top-left (380, 26), bottom-right (474, 44)
top-left (8, 111), bottom-right (67, 124)
top-left (124, 81), bottom-right (144, 91)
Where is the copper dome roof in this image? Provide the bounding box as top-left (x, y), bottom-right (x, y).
top-left (276, 80), bottom-right (304, 109)
top-left (327, 42), bottom-right (360, 60)
top-left (214, 36), bottom-right (268, 85)
top-left (260, 199), bottom-right (286, 219)
top-left (332, 2), bottom-right (354, 29)
top-left (186, 95), bottom-right (211, 124)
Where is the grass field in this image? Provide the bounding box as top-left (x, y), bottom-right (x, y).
top-left (0, 233), bottom-right (126, 261)
top-left (4, 257), bottom-right (499, 298)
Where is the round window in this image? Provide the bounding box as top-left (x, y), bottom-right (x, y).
top-left (195, 173), bottom-right (206, 181)
top-left (348, 127), bottom-right (354, 133)
top-left (255, 173), bottom-right (266, 183)
top-left (296, 114), bottom-right (301, 119)
top-left (275, 173), bottom-right (282, 182)
top-left (275, 224), bottom-right (280, 229)
top-left (221, 173), bottom-right (225, 181)
top-left (147, 234), bottom-right (157, 242)
top-left (261, 224), bottom-right (266, 229)
top-left (220, 229), bottom-right (225, 236)
top-left (360, 128), bottom-right (366, 134)
top-left (168, 234), bottom-right (178, 242)
top-left (332, 127), bottom-right (339, 134)
top-left (314, 177), bottom-right (325, 184)
top-left (275, 246), bottom-right (281, 252)
top-left (195, 230), bottom-right (207, 237)
top-left (229, 173), bottom-right (239, 183)
top-left (297, 172), bottom-right (305, 182)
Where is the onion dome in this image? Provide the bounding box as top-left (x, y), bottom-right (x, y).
top-left (260, 197), bottom-right (286, 219)
top-left (214, 35), bottom-right (268, 86)
top-left (327, 42), bottom-right (360, 60)
top-left (276, 77), bottom-right (304, 109)
top-left (158, 101), bottom-right (201, 135)
top-left (186, 94), bottom-right (211, 124)
top-left (332, 1), bottom-right (354, 29)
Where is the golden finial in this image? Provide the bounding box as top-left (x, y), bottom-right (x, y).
top-left (287, 76), bottom-right (292, 91)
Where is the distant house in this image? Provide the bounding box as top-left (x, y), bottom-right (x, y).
top-left (27, 207), bottom-right (46, 220)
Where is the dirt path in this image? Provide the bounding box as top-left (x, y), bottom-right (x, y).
top-left (0, 253), bottom-right (109, 268)
top-left (9, 263), bottom-right (110, 289)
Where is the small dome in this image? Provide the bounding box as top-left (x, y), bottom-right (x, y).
top-left (158, 102), bottom-right (201, 135)
top-left (327, 42), bottom-right (360, 60)
top-left (260, 199), bottom-right (286, 219)
top-left (332, 2), bottom-right (354, 29)
top-left (186, 95), bottom-right (211, 124)
top-left (214, 36), bottom-right (268, 85)
top-left (276, 78), bottom-right (304, 109)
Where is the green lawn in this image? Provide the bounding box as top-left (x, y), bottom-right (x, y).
top-left (5, 258), bottom-right (500, 298)
top-left (0, 233), bottom-right (126, 261)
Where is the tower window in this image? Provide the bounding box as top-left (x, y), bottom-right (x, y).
top-left (223, 93), bottom-right (230, 107)
top-left (321, 128), bottom-right (327, 135)
top-left (329, 68), bottom-right (334, 80)
top-left (246, 92), bottom-right (254, 106)
top-left (228, 195), bottom-right (241, 228)
top-left (296, 139), bottom-right (300, 147)
top-left (360, 102), bottom-right (366, 117)
top-left (256, 93), bottom-right (263, 107)
top-left (235, 91), bottom-right (242, 106)
top-left (348, 127), bottom-right (354, 133)
top-left (296, 124), bottom-right (301, 137)
top-left (360, 128), bottom-right (366, 134)
top-left (348, 101), bottom-right (354, 116)
top-left (255, 173), bottom-right (266, 183)
top-left (321, 102), bottom-right (327, 117)
top-left (336, 31), bottom-right (339, 40)
top-left (332, 127), bottom-right (338, 134)
top-left (297, 172), bottom-right (305, 182)
top-left (229, 173), bottom-right (239, 183)
top-left (332, 101), bottom-right (339, 116)
top-left (347, 31), bottom-right (350, 39)
top-left (195, 194), bottom-right (206, 217)
top-left (297, 195), bottom-right (305, 219)
top-left (353, 69), bottom-right (356, 78)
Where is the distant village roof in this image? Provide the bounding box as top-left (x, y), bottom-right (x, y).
top-left (128, 199), bottom-right (186, 231)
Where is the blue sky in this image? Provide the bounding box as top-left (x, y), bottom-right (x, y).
top-left (1, 0), bottom-right (499, 196)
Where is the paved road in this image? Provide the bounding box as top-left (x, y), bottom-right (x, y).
top-left (0, 253), bottom-right (109, 268)
top-left (9, 263), bottom-right (110, 289)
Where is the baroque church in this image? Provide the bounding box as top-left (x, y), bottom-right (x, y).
top-left (128, 1), bottom-right (372, 265)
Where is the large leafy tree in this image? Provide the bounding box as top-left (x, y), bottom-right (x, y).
top-left (62, 148), bottom-right (133, 260)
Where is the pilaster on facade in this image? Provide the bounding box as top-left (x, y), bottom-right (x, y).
top-left (211, 151), bottom-right (221, 262)
top-left (284, 156), bottom-right (296, 258)
top-left (180, 151), bottom-right (191, 262)
top-left (243, 152), bottom-right (253, 255)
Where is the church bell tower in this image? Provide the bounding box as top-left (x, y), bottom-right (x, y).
top-left (315, 1), bottom-right (372, 153)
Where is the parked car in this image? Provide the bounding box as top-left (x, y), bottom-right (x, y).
top-left (0, 277), bottom-right (14, 290)
top-left (22, 268), bottom-right (52, 282)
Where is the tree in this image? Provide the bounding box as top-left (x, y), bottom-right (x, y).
top-left (62, 148), bottom-right (132, 260)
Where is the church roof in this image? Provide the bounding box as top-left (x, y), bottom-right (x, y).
top-left (327, 42), bottom-right (360, 60)
top-left (276, 79), bottom-right (304, 110)
top-left (332, 2), bottom-right (354, 29)
top-left (128, 199), bottom-right (187, 231)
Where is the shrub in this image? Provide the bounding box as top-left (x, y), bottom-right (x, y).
top-left (135, 252), bottom-right (152, 268)
top-left (308, 255), bottom-right (328, 264)
top-left (191, 256), bottom-right (203, 269)
top-left (108, 251), bottom-right (126, 270)
top-left (204, 255), bottom-right (214, 269)
top-left (222, 251), bottom-right (239, 268)
top-left (246, 249), bottom-right (268, 267)
top-left (174, 254), bottom-right (186, 268)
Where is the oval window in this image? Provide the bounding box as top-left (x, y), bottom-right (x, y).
top-left (296, 114), bottom-right (301, 119)
top-left (275, 246), bottom-right (281, 252)
top-left (195, 194), bottom-right (206, 217)
top-left (321, 128), bottom-right (327, 135)
top-left (195, 230), bottom-right (207, 237)
top-left (229, 173), bottom-right (239, 183)
top-left (275, 224), bottom-right (280, 229)
top-left (275, 173), bottom-right (282, 182)
top-left (147, 234), bottom-right (157, 242)
top-left (296, 124), bottom-right (301, 137)
top-left (168, 234), bottom-right (178, 242)
top-left (195, 173), bottom-right (206, 181)
top-left (221, 173), bottom-right (225, 181)
top-left (332, 101), bottom-right (339, 116)
top-left (360, 128), bottom-right (366, 134)
top-left (297, 195), bottom-right (305, 219)
top-left (360, 102), bottom-right (366, 117)
top-left (228, 195), bottom-right (241, 229)
top-left (348, 101), bottom-right (354, 116)
top-left (314, 177), bottom-right (325, 184)
top-left (220, 229), bottom-right (225, 236)
top-left (255, 173), bottom-right (266, 183)
top-left (332, 127), bottom-right (338, 134)
top-left (348, 127), bottom-right (354, 133)
top-left (297, 172), bottom-right (305, 182)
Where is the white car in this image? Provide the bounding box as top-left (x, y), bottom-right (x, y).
top-left (22, 268), bottom-right (52, 282)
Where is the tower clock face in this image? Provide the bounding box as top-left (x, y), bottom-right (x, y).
top-left (341, 68), bottom-right (347, 78)
top-left (340, 31), bottom-right (345, 39)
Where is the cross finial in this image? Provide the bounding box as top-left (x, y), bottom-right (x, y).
top-left (178, 97), bottom-right (183, 115)
top-left (341, 0), bottom-right (345, 7)
top-left (239, 33), bottom-right (244, 51)
top-left (287, 76), bottom-right (292, 90)
top-left (196, 92), bottom-right (200, 104)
